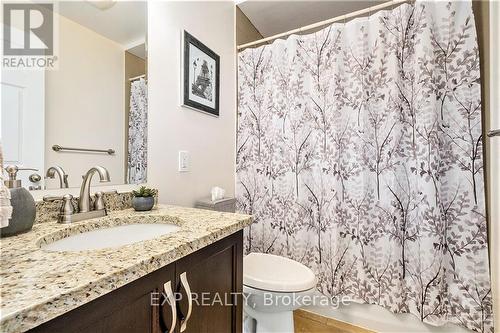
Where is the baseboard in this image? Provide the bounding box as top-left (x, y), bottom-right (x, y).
top-left (294, 308), bottom-right (376, 333)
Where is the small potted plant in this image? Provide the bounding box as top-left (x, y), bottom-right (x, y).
top-left (132, 186), bottom-right (155, 211)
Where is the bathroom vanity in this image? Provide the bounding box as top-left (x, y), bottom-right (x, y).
top-left (30, 231), bottom-right (242, 333)
top-left (0, 206), bottom-right (252, 333)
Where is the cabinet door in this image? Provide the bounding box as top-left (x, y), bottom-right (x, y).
top-left (175, 230), bottom-right (243, 333)
top-left (76, 292), bottom-right (154, 333)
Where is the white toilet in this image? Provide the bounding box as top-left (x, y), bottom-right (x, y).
top-left (243, 253), bottom-right (317, 333)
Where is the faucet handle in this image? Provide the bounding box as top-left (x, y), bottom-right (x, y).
top-left (94, 191), bottom-right (105, 211)
top-left (59, 194), bottom-right (75, 216)
top-left (43, 194), bottom-right (75, 223)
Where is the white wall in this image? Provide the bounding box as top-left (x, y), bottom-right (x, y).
top-left (147, 1), bottom-right (236, 206)
top-left (45, 15), bottom-right (125, 188)
top-left (489, 0), bottom-right (500, 328)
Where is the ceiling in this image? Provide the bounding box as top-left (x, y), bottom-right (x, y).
top-left (57, 1), bottom-right (146, 49)
top-left (238, 0), bottom-right (385, 38)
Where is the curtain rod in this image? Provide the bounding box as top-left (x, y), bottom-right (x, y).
top-left (237, 0), bottom-right (408, 50)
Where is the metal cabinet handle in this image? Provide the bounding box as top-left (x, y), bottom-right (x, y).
top-left (162, 281), bottom-right (177, 333)
top-left (179, 272), bottom-right (193, 332)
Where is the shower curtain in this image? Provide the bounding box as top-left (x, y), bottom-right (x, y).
top-left (127, 78), bottom-right (148, 184)
top-left (236, 1), bottom-right (492, 332)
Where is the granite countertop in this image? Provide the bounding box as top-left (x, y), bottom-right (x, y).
top-left (0, 205), bottom-right (252, 332)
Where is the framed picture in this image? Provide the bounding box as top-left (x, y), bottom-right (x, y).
top-left (182, 31), bottom-right (220, 116)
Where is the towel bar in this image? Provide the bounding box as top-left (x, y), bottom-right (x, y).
top-left (52, 145), bottom-right (115, 155)
top-left (487, 129), bottom-right (500, 137)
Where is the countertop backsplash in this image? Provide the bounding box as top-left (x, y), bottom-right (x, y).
top-left (34, 189), bottom-right (158, 224)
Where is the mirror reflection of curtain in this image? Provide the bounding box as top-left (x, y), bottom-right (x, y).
top-left (127, 78), bottom-right (147, 184)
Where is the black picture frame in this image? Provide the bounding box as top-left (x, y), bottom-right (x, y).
top-left (183, 31), bottom-right (220, 117)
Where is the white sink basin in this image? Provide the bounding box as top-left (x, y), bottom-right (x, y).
top-left (42, 223), bottom-right (180, 252)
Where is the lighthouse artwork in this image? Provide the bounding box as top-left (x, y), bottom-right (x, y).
top-left (183, 31), bottom-right (220, 116)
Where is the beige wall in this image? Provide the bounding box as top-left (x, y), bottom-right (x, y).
top-left (147, 1), bottom-right (236, 206)
top-left (236, 7), bottom-right (263, 45)
top-left (45, 15), bottom-right (125, 188)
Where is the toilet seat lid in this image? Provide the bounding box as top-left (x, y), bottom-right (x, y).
top-left (243, 253), bottom-right (317, 292)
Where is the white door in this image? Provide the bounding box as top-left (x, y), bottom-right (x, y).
top-left (1, 25), bottom-right (45, 189)
top-left (1, 69), bottom-right (45, 188)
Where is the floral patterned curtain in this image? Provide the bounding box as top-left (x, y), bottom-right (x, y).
top-left (128, 78), bottom-right (148, 184)
top-left (236, 1), bottom-right (492, 332)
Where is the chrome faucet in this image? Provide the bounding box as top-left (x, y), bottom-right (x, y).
top-left (79, 166), bottom-right (110, 213)
top-left (46, 166), bottom-right (69, 188)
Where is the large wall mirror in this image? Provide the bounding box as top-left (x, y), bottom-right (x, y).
top-left (1, 1), bottom-right (147, 190)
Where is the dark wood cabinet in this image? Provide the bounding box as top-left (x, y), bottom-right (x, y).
top-left (175, 230), bottom-right (243, 333)
top-left (28, 231), bottom-right (243, 333)
top-left (77, 290), bottom-right (155, 333)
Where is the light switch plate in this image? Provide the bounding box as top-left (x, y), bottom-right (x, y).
top-left (178, 151), bottom-right (189, 172)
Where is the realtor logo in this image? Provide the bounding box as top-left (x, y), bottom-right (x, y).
top-left (3, 3), bottom-right (54, 56)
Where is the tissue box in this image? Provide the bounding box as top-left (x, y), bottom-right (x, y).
top-left (195, 197), bottom-right (236, 213)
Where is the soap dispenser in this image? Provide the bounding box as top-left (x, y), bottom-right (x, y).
top-left (4, 165), bottom-right (38, 188)
top-left (0, 165), bottom-right (37, 237)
